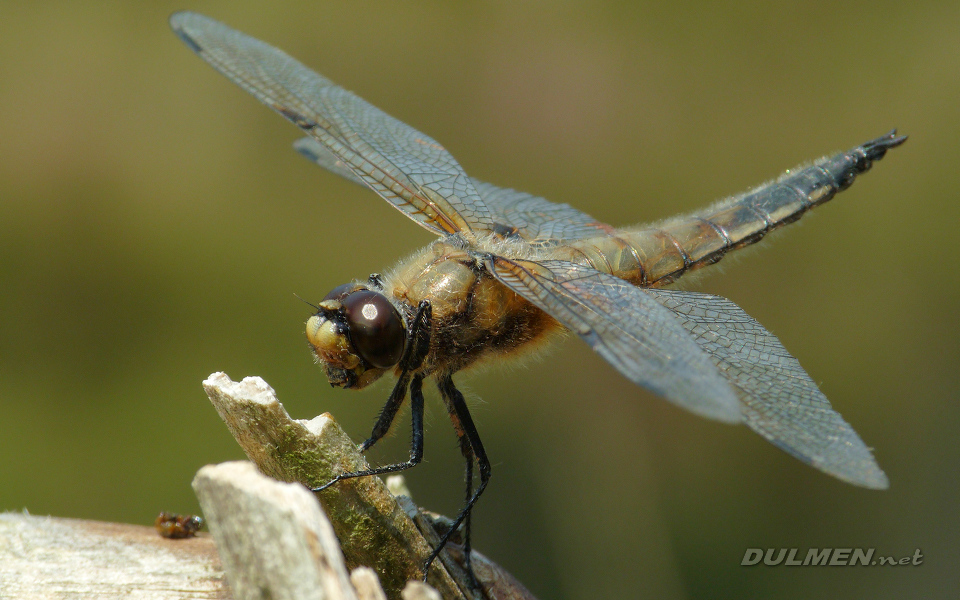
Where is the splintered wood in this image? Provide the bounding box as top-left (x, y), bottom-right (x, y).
top-left (0, 374), bottom-right (537, 600)
top-left (200, 372), bottom-right (494, 600)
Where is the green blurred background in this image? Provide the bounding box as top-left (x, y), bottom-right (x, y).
top-left (2, 1), bottom-right (958, 598)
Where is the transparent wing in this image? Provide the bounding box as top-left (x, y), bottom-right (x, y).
top-left (487, 258), bottom-right (741, 423)
top-left (170, 11), bottom-right (494, 239)
top-left (295, 136), bottom-right (615, 246)
top-left (470, 181), bottom-right (617, 246)
top-left (645, 289), bottom-right (888, 488)
top-left (293, 136), bottom-right (367, 186)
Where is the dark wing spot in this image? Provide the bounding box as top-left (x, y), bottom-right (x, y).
top-left (276, 106), bottom-right (317, 130)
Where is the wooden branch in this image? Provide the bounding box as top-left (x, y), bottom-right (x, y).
top-left (351, 567), bottom-right (389, 600)
top-left (0, 466), bottom-right (448, 599)
top-left (0, 373), bottom-right (537, 600)
top-left (0, 512), bottom-right (228, 599)
top-left (193, 461), bottom-right (363, 600)
top-left (201, 372), bottom-right (537, 600)
top-left (201, 373), bottom-right (470, 600)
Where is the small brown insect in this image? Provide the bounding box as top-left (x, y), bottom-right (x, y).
top-left (155, 512), bottom-right (204, 539)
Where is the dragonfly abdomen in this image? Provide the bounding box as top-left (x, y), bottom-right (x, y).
top-left (569, 131), bottom-right (905, 287)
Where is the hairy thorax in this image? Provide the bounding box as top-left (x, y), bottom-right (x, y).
top-left (384, 237), bottom-right (562, 375)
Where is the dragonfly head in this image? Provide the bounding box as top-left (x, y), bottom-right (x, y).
top-left (305, 284), bottom-right (407, 390)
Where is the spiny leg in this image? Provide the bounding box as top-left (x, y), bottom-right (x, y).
top-left (425, 375), bottom-right (491, 584)
top-left (312, 375), bottom-right (425, 491)
top-left (460, 434), bottom-right (475, 574)
top-left (441, 421), bottom-right (477, 574)
top-left (358, 371), bottom-right (410, 453)
top-left (312, 301), bottom-right (432, 492)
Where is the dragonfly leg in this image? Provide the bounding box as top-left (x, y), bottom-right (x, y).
top-left (359, 371), bottom-right (410, 454)
top-left (357, 300), bottom-right (431, 453)
top-left (312, 301), bottom-right (432, 491)
top-left (312, 374), bottom-right (425, 491)
top-left (460, 435), bottom-right (476, 578)
top-left (425, 375), bottom-right (491, 587)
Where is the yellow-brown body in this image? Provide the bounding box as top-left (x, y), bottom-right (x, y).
top-left (384, 238), bottom-right (561, 378)
top-left (379, 150), bottom-right (855, 381)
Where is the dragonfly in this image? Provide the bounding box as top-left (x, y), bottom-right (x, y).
top-left (171, 11), bottom-right (904, 580)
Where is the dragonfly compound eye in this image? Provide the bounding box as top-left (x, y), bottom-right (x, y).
top-left (341, 290), bottom-right (406, 368)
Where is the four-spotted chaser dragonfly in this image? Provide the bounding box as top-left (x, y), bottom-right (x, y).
top-left (171, 11), bottom-right (903, 579)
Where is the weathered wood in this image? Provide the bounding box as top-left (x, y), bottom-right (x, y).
top-left (401, 581), bottom-right (443, 600)
top-left (0, 373), bottom-right (538, 600)
top-left (350, 568), bottom-right (389, 600)
top-left (392, 496), bottom-right (538, 600)
top-left (201, 373), bottom-right (539, 600)
top-left (201, 373), bottom-right (470, 600)
top-left (0, 512), bottom-right (229, 599)
top-left (193, 461), bottom-right (364, 600)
